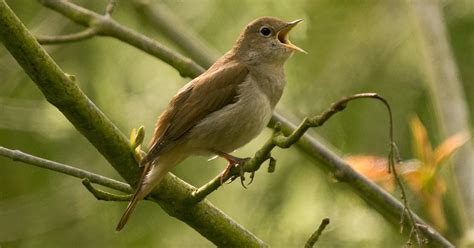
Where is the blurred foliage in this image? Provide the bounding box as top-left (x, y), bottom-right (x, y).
top-left (346, 115), bottom-right (469, 234)
top-left (0, 0), bottom-right (472, 247)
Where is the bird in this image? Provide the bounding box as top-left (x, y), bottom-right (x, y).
top-left (116, 16), bottom-right (305, 231)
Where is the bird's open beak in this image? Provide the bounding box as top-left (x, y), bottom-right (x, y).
top-left (277, 19), bottom-right (306, 54)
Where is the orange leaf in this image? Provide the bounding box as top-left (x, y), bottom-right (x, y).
top-left (345, 155), bottom-right (391, 182)
top-left (433, 132), bottom-right (470, 167)
top-left (409, 115), bottom-right (433, 166)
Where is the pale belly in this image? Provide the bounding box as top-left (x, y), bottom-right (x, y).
top-left (185, 81), bottom-right (273, 155)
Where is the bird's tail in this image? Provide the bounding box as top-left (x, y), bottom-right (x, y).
top-left (115, 185), bottom-right (145, 231)
top-left (116, 159), bottom-right (154, 231)
top-left (116, 159), bottom-right (171, 231)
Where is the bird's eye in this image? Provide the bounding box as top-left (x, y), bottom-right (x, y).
top-left (259, 27), bottom-right (272, 37)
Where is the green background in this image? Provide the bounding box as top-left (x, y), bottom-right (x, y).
top-left (1, 0), bottom-right (472, 247)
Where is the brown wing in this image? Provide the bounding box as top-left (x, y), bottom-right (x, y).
top-left (141, 62), bottom-right (249, 165)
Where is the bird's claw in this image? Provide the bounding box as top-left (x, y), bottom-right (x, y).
top-left (218, 155), bottom-right (253, 188)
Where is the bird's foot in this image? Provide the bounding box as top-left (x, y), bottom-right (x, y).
top-left (217, 152), bottom-right (251, 188)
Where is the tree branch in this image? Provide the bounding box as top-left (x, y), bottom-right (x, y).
top-left (38, 0), bottom-right (204, 78)
top-left (193, 93), bottom-right (395, 202)
top-left (37, 27), bottom-right (98, 44)
top-left (271, 112), bottom-right (452, 247)
top-left (82, 178), bottom-right (131, 201)
top-left (0, 1), bottom-right (266, 247)
top-left (0, 146), bottom-right (131, 193)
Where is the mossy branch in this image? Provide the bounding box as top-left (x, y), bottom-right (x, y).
top-left (0, 1), bottom-right (265, 247)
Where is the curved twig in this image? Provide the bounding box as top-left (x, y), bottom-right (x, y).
top-left (82, 178), bottom-right (131, 201)
top-left (105, 0), bottom-right (116, 16)
top-left (191, 93), bottom-right (422, 246)
top-left (37, 27), bottom-right (98, 44)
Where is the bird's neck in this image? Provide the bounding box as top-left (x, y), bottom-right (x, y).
top-left (249, 63), bottom-right (286, 108)
top-left (211, 50), bottom-right (287, 108)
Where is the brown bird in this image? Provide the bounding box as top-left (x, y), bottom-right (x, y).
top-left (116, 16), bottom-right (305, 231)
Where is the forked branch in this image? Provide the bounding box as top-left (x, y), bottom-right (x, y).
top-left (37, 0), bottom-right (204, 78)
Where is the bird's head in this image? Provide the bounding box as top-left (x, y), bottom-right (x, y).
top-left (233, 16), bottom-right (306, 65)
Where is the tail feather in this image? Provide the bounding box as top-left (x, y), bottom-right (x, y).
top-left (116, 188), bottom-right (144, 231)
top-left (116, 159), bottom-right (171, 231)
top-left (116, 161), bottom-right (153, 231)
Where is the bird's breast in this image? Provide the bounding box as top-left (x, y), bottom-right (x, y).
top-left (186, 75), bottom-right (274, 154)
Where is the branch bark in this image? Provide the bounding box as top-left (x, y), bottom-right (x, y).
top-left (0, 1), bottom-right (265, 247)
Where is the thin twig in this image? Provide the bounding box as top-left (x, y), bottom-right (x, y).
top-left (38, 0), bottom-right (204, 78)
top-left (305, 218), bottom-right (330, 248)
top-left (37, 28), bottom-right (98, 44)
top-left (192, 93), bottom-right (423, 245)
top-left (82, 178), bottom-right (131, 201)
top-left (0, 146), bottom-right (132, 193)
top-left (105, 0), bottom-right (117, 16)
top-left (193, 94), bottom-right (392, 200)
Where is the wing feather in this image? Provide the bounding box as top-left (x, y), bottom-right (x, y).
top-left (141, 62), bottom-right (249, 165)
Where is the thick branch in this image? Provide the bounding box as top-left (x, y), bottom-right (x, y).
top-left (0, 2), bottom-right (265, 247)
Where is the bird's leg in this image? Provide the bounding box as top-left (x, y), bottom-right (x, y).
top-left (215, 151), bottom-right (250, 186)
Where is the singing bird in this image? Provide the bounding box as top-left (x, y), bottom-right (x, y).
top-left (116, 16), bottom-right (305, 230)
